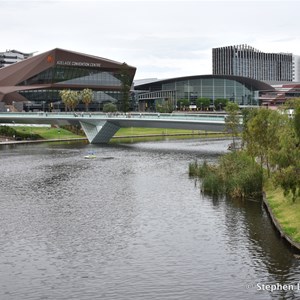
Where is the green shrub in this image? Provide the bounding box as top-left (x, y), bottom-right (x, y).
top-left (188, 160), bottom-right (198, 177)
top-left (0, 125), bottom-right (42, 140)
top-left (189, 151), bottom-right (263, 200)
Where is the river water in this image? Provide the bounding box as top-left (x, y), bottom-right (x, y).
top-left (0, 138), bottom-right (299, 300)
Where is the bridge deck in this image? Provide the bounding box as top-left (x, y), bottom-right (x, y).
top-left (0, 112), bottom-right (237, 144)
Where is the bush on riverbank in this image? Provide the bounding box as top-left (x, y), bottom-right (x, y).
top-left (189, 151), bottom-right (263, 200)
top-left (0, 125), bottom-right (84, 140)
top-left (0, 125), bottom-right (41, 140)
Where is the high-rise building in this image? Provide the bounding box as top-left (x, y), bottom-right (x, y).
top-left (212, 44), bottom-right (295, 82)
top-left (0, 50), bottom-right (34, 68)
top-left (293, 55), bottom-right (300, 82)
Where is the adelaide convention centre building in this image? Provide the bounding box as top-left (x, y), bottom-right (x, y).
top-left (0, 48), bottom-right (136, 112)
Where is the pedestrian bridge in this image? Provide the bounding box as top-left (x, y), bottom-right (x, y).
top-left (0, 112), bottom-right (236, 144)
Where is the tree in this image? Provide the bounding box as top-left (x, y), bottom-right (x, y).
top-left (295, 105), bottom-right (300, 142)
top-left (196, 97), bottom-right (210, 110)
top-left (242, 106), bottom-right (300, 200)
top-left (59, 89), bottom-right (72, 111)
top-left (224, 102), bottom-right (240, 149)
top-left (286, 98), bottom-right (300, 142)
top-left (177, 99), bottom-right (190, 110)
top-left (119, 63), bottom-right (131, 112)
top-left (214, 98), bottom-right (228, 111)
top-left (269, 111), bottom-right (300, 201)
top-left (81, 88), bottom-right (93, 111)
top-left (156, 99), bottom-right (173, 113)
top-left (103, 102), bottom-right (117, 112)
top-left (59, 89), bottom-right (79, 111)
top-left (243, 108), bottom-right (282, 177)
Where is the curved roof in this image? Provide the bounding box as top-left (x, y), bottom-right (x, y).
top-left (0, 48), bottom-right (136, 101)
top-left (134, 74), bottom-right (274, 92)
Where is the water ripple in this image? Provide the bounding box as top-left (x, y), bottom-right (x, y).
top-left (0, 140), bottom-right (299, 300)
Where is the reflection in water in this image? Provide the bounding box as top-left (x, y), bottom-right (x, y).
top-left (0, 139), bottom-right (299, 300)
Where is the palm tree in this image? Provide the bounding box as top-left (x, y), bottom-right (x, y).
top-left (81, 88), bottom-right (93, 111)
top-left (59, 89), bottom-right (79, 111)
top-left (69, 90), bottom-right (79, 111)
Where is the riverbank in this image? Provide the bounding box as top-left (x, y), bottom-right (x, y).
top-left (188, 151), bottom-right (300, 253)
top-left (263, 181), bottom-right (300, 252)
top-left (0, 125), bottom-right (228, 145)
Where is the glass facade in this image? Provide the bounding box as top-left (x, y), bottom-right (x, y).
top-left (18, 66), bottom-right (122, 87)
top-left (171, 78), bottom-right (258, 105)
top-left (213, 44), bottom-right (293, 82)
top-left (17, 66), bottom-right (127, 111)
top-left (135, 76), bottom-right (260, 110)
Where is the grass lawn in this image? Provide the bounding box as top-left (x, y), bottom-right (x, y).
top-left (13, 126), bottom-right (84, 140)
top-left (264, 180), bottom-right (300, 243)
top-left (114, 127), bottom-right (207, 136)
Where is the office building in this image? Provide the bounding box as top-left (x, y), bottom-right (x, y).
top-left (212, 44), bottom-right (294, 82)
top-left (0, 50), bottom-right (34, 68)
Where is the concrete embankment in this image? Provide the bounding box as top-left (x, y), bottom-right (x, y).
top-left (263, 193), bottom-right (300, 253)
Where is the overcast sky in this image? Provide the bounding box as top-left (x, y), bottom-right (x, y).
top-left (1, 0), bottom-right (300, 79)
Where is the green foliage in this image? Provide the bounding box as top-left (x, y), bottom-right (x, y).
top-left (0, 125), bottom-right (17, 137)
top-left (156, 99), bottom-right (173, 113)
top-left (224, 102), bottom-right (240, 149)
top-left (243, 108), bottom-right (283, 176)
top-left (81, 88), bottom-right (93, 111)
top-left (59, 89), bottom-right (80, 111)
top-left (119, 63), bottom-right (131, 112)
top-left (202, 171), bottom-right (223, 197)
top-left (189, 160), bottom-right (198, 176)
top-left (60, 125), bottom-right (85, 136)
top-left (177, 99), bottom-right (190, 109)
top-left (295, 106), bottom-right (300, 142)
top-left (189, 151), bottom-right (263, 200)
top-left (242, 106), bottom-right (300, 201)
top-left (214, 98), bottom-right (228, 110)
top-left (273, 166), bottom-right (300, 202)
top-left (282, 98), bottom-right (300, 142)
top-left (0, 125), bottom-right (42, 140)
top-left (218, 151), bottom-right (263, 199)
top-left (103, 102), bottom-right (117, 112)
top-left (270, 117), bottom-right (300, 201)
top-left (196, 98), bottom-right (210, 109)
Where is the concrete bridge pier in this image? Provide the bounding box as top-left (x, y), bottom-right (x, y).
top-left (80, 121), bottom-right (120, 144)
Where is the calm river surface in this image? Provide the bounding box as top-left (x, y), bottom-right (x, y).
top-left (0, 138), bottom-right (300, 300)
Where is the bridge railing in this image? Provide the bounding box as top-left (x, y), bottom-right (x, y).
top-left (0, 111), bottom-right (242, 122)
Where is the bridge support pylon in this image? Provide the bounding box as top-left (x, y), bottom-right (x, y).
top-left (80, 121), bottom-right (120, 144)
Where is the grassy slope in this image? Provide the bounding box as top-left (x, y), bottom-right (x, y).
top-left (13, 126), bottom-right (83, 139)
top-left (114, 127), bottom-right (207, 136)
top-left (12, 126), bottom-right (223, 141)
top-left (264, 180), bottom-right (300, 243)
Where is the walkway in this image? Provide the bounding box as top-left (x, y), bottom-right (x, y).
top-left (0, 112), bottom-right (239, 144)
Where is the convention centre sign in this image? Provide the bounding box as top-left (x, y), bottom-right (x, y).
top-left (56, 60), bottom-right (101, 68)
